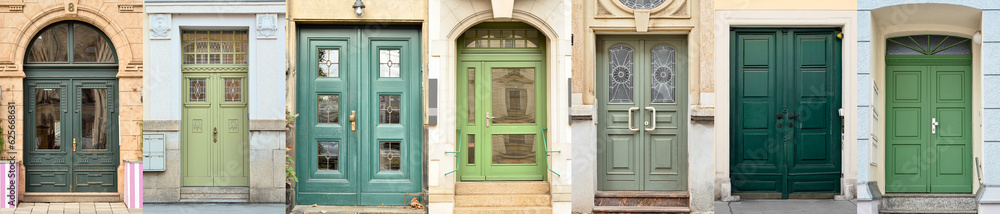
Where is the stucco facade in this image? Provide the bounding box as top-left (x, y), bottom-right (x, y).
top-left (141, 0), bottom-right (287, 203)
top-left (0, 0), bottom-right (143, 202)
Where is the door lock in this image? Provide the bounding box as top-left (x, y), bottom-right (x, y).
top-left (73, 138), bottom-right (76, 152)
top-left (931, 118), bottom-right (939, 134)
top-left (486, 112), bottom-right (496, 128)
top-left (213, 128), bottom-right (218, 143)
top-left (350, 111), bottom-right (357, 132)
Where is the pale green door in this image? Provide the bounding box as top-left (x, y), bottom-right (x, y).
top-left (885, 35), bottom-right (973, 193)
top-left (181, 30), bottom-right (250, 187)
top-left (596, 36), bottom-right (687, 191)
top-left (456, 23), bottom-right (548, 181)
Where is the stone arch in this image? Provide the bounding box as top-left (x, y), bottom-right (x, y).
top-left (447, 9), bottom-right (560, 43)
top-left (872, 3), bottom-right (981, 38)
top-left (13, 6), bottom-right (134, 72)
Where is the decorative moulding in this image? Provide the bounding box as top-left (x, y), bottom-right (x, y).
top-left (491, 0), bottom-right (514, 19)
top-left (149, 14), bottom-right (171, 40)
top-left (598, 0), bottom-right (690, 19)
top-left (0, 4), bottom-right (24, 13)
top-left (256, 14), bottom-right (278, 39)
top-left (118, 4), bottom-right (142, 13)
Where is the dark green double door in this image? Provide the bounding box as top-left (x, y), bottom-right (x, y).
top-left (596, 36), bottom-right (687, 191)
top-left (25, 79), bottom-right (118, 192)
top-left (295, 27), bottom-right (422, 205)
top-left (886, 62), bottom-right (972, 193)
top-left (730, 29), bottom-right (841, 198)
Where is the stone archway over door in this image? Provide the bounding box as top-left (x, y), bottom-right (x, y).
top-left (23, 21), bottom-right (120, 193)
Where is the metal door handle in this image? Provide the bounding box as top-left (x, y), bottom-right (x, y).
top-left (645, 107), bottom-right (656, 131)
top-left (486, 112), bottom-right (495, 127)
top-left (73, 138), bottom-right (76, 151)
top-left (350, 111), bottom-right (357, 131)
top-left (213, 128), bottom-right (218, 143)
top-left (932, 118), bottom-right (939, 134)
top-left (627, 107), bottom-right (640, 131)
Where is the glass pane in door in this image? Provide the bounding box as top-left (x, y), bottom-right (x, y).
top-left (491, 68), bottom-right (535, 124)
top-left (81, 89), bottom-right (108, 150)
top-left (492, 134), bottom-right (536, 164)
top-left (35, 89), bottom-right (61, 150)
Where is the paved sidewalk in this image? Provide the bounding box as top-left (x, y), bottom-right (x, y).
top-left (715, 199), bottom-right (857, 214)
top-left (144, 203), bottom-right (283, 214)
top-left (291, 205), bottom-right (425, 214)
top-left (0, 203), bottom-right (140, 214)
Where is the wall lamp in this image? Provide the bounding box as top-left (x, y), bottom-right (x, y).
top-left (353, 0), bottom-right (365, 17)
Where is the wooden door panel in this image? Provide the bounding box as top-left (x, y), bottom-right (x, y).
top-left (216, 74), bottom-right (249, 186)
top-left (731, 32), bottom-right (781, 193)
top-left (929, 66), bottom-right (972, 193)
top-left (787, 31), bottom-right (841, 194)
top-left (886, 66), bottom-right (930, 192)
top-left (598, 39), bottom-right (642, 190)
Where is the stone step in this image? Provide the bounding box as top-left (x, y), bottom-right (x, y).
top-left (595, 191), bottom-right (689, 207)
top-left (180, 187), bottom-right (249, 203)
top-left (880, 193), bottom-right (977, 212)
top-left (593, 206), bottom-right (691, 213)
top-left (455, 181), bottom-right (549, 195)
top-left (22, 193), bottom-right (120, 203)
top-left (453, 206), bottom-right (552, 214)
top-left (880, 211), bottom-right (977, 214)
top-left (455, 194), bottom-right (551, 207)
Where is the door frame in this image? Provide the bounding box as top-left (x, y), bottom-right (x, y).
top-left (884, 54), bottom-right (973, 193)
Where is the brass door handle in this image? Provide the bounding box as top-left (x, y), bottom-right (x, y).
top-left (213, 128), bottom-right (218, 143)
top-left (73, 138), bottom-right (76, 152)
top-left (350, 111), bottom-right (357, 132)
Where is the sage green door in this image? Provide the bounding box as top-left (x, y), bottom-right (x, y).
top-left (596, 36), bottom-right (687, 191)
top-left (180, 30), bottom-right (250, 187)
top-left (456, 23), bottom-right (547, 181)
top-left (295, 27), bottom-right (422, 205)
top-left (24, 21), bottom-right (119, 192)
top-left (730, 29), bottom-right (842, 198)
top-left (182, 73), bottom-right (249, 186)
top-left (885, 35), bottom-right (973, 193)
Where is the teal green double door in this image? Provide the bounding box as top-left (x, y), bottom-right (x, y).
top-left (295, 27), bottom-right (422, 205)
top-left (25, 79), bottom-right (118, 192)
top-left (596, 36), bottom-right (687, 191)
top-left (885, 59), bottom-right (972, 193)
top-left (730, 29), bottom-right (842, 198)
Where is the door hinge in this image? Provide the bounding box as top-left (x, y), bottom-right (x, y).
top-left (571, 34), bottom-right (574, 46)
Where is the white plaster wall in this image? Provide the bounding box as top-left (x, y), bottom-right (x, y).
top-left (713, 10), bottom-right (859, 200)
top-left (427, 0), bottom-right (572, 213)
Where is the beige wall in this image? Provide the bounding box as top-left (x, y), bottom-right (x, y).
top-left (288, 0), bottom-right (426, 22)
top-left (0, 0), bottom-right (144, 198)
top-left (715, 0), bottom-right (855, 11)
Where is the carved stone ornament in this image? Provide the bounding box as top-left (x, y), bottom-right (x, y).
top-left (256, 14), bottom-right (278, 39)
top-left (149, 14), bottom-right (171, 40)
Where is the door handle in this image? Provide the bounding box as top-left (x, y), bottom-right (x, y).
top-left (350, 111), bottom-right (357, 132)
top-left (645, 107), bottom-right (656, 131)
top-left (213, 128), bottom-right (218, 143)
top-left (486, 112), bottom-right (495, 127)
top-left (932, 118), bottom-right (939, 134)
top-left (73, 138), bottom-right (76, 152)
top-left (627, 107), bottom-right (640, 131)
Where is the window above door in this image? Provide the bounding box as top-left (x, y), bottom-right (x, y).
top-left (25, 21), bottom-right (117, 64)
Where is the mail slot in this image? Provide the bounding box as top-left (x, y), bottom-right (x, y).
top-left (143, 134), bottom-right (165, 171)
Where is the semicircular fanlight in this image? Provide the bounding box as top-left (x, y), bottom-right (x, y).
top-left (886, 35), bottom-right (971, 55)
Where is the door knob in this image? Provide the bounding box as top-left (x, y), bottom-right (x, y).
top-left (486, 112), bottom-right (496, 128)
top-left (213, 128), bottom-right (218, 143)
top-left (931, 118), bottom-right (939, 134)
top-left (350, 111), bottom-right (357, 132)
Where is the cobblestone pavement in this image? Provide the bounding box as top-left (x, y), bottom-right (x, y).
top-left (0, 202), bottom-right (141, 214)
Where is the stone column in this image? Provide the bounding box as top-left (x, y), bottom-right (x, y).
top-left (855, 9), bottom-right (879, 214)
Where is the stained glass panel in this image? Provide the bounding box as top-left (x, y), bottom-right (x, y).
top-left (224, 78), bottom-right (241, 102)
top-left (619, 0), bottom-right (665, 10)
top-left (318, 95), bottom-right (339, 124)
top-left (609, 45), bottom-right (634, 103)
top-left (887, 35), bottom-right (972, 55)
top-left (380, 141), bottom-right (401, 171)
top-left (380, 95), bottom-right (401, 124)
top-left (318, 141), bottom-right (339, 170)
top-left (319, 49), bottom-right (340, 77)
top-left (651, 46), bottom-right (676, 103)
top-left (189, 79), bottom-right (206, 102)
top-left (379, 49), bottom-right (401, 78)
top-left (182, 30), bottom-right (249, 65)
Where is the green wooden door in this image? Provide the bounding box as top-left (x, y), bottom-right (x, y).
top-left (182, 73), bottom-right (249, 187)
top-left (456, 23), bottom-right (548, 181)
top-left (296, 27), bottom-right (422, 205)
top-left (730, 29), bottom-right (842, 198)
top-left (886, 60), bottom-right (972, 193)
top-left (596, 36), bottom-right (688, 191)
top-left (26, 79), bottom-right (119, 192)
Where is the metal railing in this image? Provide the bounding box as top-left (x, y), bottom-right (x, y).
top-left (444, 129), bottom-right (463, 175)
top-left (977, 157), bottom-right (984, 186)
top-left (542, 128), bottom-right (561, 176)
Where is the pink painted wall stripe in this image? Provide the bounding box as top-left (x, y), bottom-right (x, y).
top-left (124, 162), bottom-right (143, 209)
top-left (1, 162), bottom-right (18, 208)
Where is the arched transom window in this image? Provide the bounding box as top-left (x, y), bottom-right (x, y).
top-left (26, 22), bottom-right (116, 63)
